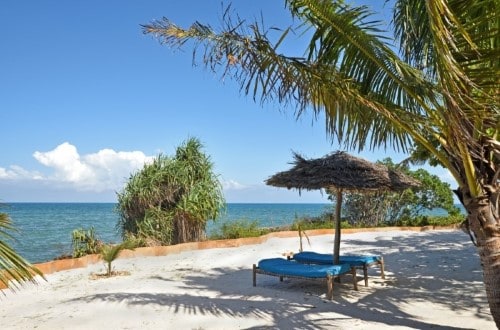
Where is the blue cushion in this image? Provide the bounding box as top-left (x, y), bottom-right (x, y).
top-left (340, 255), bottom-right (380, 266)
top-left (293, 251), bottom-right (381, 266)
top-left (258, 258), bottom-right (351, 278)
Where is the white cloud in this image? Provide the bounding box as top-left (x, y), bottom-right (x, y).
top-left (33, 142), bottom-right (94, 183)
top-left (0, 143), bottom-right (330, 203)
top-left (0, 142), bottom-right (154, 193)
top-left (222, 179), bottom-right (247, 190)
top-left (0, 167), bottom-right (10, 178)
top-left (0, 165), bottom-right (42, 180)
top-left (80, 148), bottom-right (153, 191)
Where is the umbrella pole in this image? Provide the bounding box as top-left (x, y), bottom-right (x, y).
top-left (333, 190), bottom-right (342, 264)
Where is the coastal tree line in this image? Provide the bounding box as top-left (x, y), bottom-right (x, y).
top-left (341, 158), bottom-right (461, 227)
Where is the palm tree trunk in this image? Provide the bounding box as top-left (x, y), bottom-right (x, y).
top-left (462, 190), bottom-right (500, 327)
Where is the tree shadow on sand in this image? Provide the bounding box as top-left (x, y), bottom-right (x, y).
top-left (67, 231), bottom-right (493, 329)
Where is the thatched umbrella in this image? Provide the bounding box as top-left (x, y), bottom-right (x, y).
top-left (265, 151), bottom-right (420, 264)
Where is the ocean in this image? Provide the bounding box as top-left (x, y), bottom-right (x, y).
top-left (2, 203), bottom-right (331, 263)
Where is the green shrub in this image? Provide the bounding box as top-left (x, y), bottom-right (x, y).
top-left (121, 233), bottom-right (147, 248)
top-left (209, 219), bottom-right (271, 239)
top-left (291, 213), bottom-right (333, 231)
top-left (208, 210), bottom-right (464, 241)
top-left (395, 214), bottom-right (464, 227)
top-left (71, 227), bottom-right (103, 258)
top-left (291, 210), bottom-right (463, 231)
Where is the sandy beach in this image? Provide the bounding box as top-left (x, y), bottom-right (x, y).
top-left (0, 229), bottom-right (495, 329)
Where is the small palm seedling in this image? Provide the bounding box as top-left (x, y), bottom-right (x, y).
top-left (99, 241), bottom-right (134, 277)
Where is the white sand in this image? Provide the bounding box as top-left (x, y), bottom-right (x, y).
top-left (0, 229), bottom-right (495, 329)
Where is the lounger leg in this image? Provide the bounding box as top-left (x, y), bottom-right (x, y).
top-left (253, 264), bottom-right (257, 287)
top-left (379, 258), bottom-right (386, 279)
top-left (363, 265), bottom-right (368, 287)
top-left (327, 275), bottom-right (333, 300)
top-left (351, 267), bottom-right (358, 291)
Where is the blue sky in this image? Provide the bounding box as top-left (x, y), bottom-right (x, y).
top-left (0, 0), bottom-right (455, 203)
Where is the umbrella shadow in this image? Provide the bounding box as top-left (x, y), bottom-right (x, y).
top-left (67, 231), bottom-right (493, 329)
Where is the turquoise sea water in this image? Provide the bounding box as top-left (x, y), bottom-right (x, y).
top-left (3, 203), bottom-right (331, 263)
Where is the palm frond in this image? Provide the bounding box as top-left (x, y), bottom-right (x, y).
top-left (143, 5), bottom-right (439, 154)
top-left (0, 213), bottom-right (44, 291)
top-left (143, 0), bottom-right (498, 195)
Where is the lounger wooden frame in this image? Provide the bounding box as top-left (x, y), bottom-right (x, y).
top-left (337, 257), bottom-right (385, 287)
top-left (252, 264), bottom-right (358, 300)
top-left (356, 257), bottom-right (385, 287)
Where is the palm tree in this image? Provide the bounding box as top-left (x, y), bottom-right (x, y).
top-left (0, 212), bottom-right (44, 290)
top-left (142, 0), bottom-right (499, 324)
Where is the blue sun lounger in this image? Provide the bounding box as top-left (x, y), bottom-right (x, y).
top-left (290, 252), bottom-right (385, 287)
top-left (252, 258), bottom-right (358, 300)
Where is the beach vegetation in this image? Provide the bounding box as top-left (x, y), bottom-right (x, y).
top-left (208, 211), bottom-right (462, 241)
top-left (117, 137), bottom-right (225, 246)
top-left (209, 219), bottom-right (271, 239)
top-left (289, 207), bottom-right (463, 232)
top-left (144, 0), bottom-right (499, 323)
top-left (99, 241), bottom-right (134, 277)
top-left (0, 210), bottom-right (44, 290)
top-left (291, 214), bottom-right (333, 231)
top-left (394, 214), bottom-right (464, 227)
top-left (297, 212), bottom-right (462, 229)
top-left (71, 227), bottom-right (103, 258)
top-left (342, 159), bottom-right (461, 227)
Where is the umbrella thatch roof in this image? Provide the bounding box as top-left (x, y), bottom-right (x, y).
top-left (265, 151), bottom-right (420, 192)
top-left (266, 151), bottom-right (419, 265)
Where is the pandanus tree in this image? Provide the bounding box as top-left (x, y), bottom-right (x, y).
top-left (117, 137), bottom-right (225, 245)
top-left (143, 0), bottom-right (499, 324)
